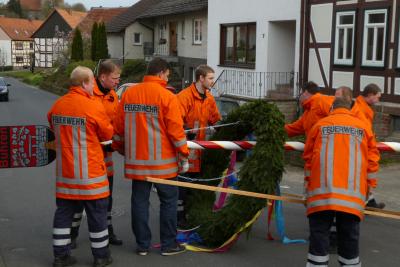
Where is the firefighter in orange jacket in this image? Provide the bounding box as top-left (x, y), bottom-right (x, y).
top-left (335, 84), bottom-right (384, 209)
top-left (285, 81), bottom-right (334, 137)
top-left (70, 60), bottom-right (123, 248)
top-left (303, 97), bottom-right (380, 267)
top-left (48, 66), bottom-right (114, 267)
top-left (113, 58), bottom-right (189, 256)
top-left (176, 65), bottom-right (221, 227)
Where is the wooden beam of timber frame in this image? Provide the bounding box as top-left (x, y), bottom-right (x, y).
top-left (145, 177), bottom-right (400, 221)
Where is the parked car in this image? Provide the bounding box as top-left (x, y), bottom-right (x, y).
top-left (0, 77), bottom-right (10, 102)
top-left (215, 96), bottom-right (240, 120)
top-left (116, 83), bottom-right (137, 100)
top-left (116, 83), bottom-right (176, 100)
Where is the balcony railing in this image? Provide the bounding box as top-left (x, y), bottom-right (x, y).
top-left (213, 70), bottom-right (299, 99)
top-left (143, 41), bottom-right (175, 58)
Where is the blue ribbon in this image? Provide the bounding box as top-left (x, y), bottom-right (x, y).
top-left (177, 230), bottom-right (203, 244)
top-left (274, 185), bottom-right (307, 244)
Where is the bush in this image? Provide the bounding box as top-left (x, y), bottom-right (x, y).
top-left (23, 73), bottom-right (43, 86)
top-left (0, 66), bottom-right (13, 71)
top-left (65, 60), bottom-right (96, 76)
top-left (121, 59), bottom-right (146, 83)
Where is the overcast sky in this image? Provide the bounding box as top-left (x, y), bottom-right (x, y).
top-left (0, 0), bottom-right (138, 9)
top-left (65, 0), bottom-right (138, 9)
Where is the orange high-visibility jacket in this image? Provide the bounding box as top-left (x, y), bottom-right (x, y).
top-left (351, 95), bottom-right (378, 187)
top-left (113, 76), bottom-right (189, 180)
top-left (351, 95), bottom-right (374, 130)
top-left (93, 79), bottom-right (119, 177)
top-left (303, 108), bottom-right (380, 220)
top-left (47, 86), bottom-right (114, 200)
top-left (177, 83), bottom-right (221, 172)
top-left (285, 93), bottom-right (335, 137)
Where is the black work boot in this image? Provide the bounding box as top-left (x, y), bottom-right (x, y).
top-left (70, 228), bottom-right (79, 249)
top-left (53, 255), bottom-right (77, 267)
top-left (93, 256), bottom-right (113, 267)
top-left (366, 198), bottom-right (385, 209)
top-left (108, 225), bottom-right (123, 245)
top-left (70, 236), bottom-right (77, 249)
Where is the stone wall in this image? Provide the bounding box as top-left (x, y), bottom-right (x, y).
top-left (265, 99), bottom-right (298, 122)
top-left (373, 112), bottom-right (392, 139)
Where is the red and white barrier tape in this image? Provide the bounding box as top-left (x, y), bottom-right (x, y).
top-left (187, 141), bottom-right (400, 152)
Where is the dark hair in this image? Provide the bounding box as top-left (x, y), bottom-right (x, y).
top-left (362, 83), bottom-right (381, 97)
top-left (146, 57), bottom-right (170, 75)
top-left (332, 97), bottom-right (351, 110)
top-left (98, 59), bottom-right (120, 76)
top-left (302, 81), bottom-right (320, 94)
top-left (195, 65), bottom-right (214, 81)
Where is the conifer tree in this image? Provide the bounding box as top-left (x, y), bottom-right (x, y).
top-left (96, 22), bottom-right (109, 60)
top-left (71, 28), bottom-right (83, 61)
top-left (91, 22), bottom-right (98, 61)
top-left (7, 0), bottom-right (22, 17)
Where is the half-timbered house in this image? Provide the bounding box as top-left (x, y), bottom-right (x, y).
top-left (301, 0), bottom-right (400, 136)
top-left (0, 17), bottom-right (42, 68)
top-left (31, 8), bottom-right (86, 68)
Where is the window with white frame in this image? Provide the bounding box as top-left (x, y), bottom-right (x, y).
top-left (133, 33), bottom-right (142, 45)
top-left (15, 41), bottom-right (23, 50)
top-left (193, 19), bottom-right (202, 44)
top-left (362, 9), bottom-right (387, 67)
top-left (334, 11), bottom-right (355, 65)
top-left (15, 56), bottom-right (24, 63)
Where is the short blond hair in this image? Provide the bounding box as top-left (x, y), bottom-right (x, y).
top-left (70, 66), bottom-right (93, 86)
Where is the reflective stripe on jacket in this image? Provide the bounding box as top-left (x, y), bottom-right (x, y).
top-left (303, 108), bottom-right (380, 220)
top-left (285, 93), bottom-right (334, 137)
top-left (177, 83), bottom-right (221, 172)
top-left (113, 76), bottom-right (189, 180)
top-left (48, 86), bottom-right (113, 200)
top-left (93, 80), bottom-right (118, 176)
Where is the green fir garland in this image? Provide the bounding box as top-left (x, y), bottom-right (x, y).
top-left (187, 100), bottom-right (286, 248)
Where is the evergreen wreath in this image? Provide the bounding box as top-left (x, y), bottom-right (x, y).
top-left (187, 100), bottom-right (286, 248)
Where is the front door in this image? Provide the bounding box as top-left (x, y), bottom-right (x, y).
top-left (169, 22), bottom-right (177, 56)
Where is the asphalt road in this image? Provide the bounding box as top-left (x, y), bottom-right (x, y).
top-left (0, 77), bottom-right (399, 267)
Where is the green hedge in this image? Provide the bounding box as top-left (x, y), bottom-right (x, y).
top-left (65, 60), bottom-right (96, 76)
top-left (120, 59), bottom-right (146, 83)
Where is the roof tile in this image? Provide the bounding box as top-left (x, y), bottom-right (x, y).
top-left (77, 7), bottom-right (128, 35)
top-left (0, 17), bottom-right (43, 40)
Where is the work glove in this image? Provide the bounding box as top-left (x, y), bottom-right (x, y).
top-left (178, 157), bottom-right (189, 174)
top-left (207, 126), bottom-right (216, 135)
